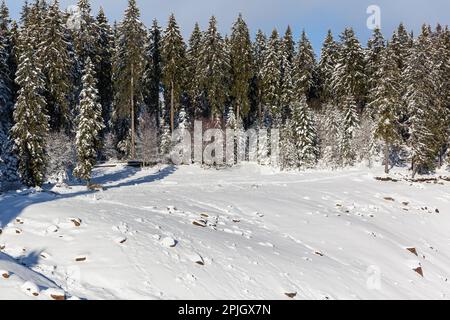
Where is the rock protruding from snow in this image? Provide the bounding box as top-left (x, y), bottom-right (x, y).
top-left (69, 218), bottom-right (82, 227)
top-left (161, 237), bottom-right (177, 248)
top-left (187, 253), bottom-right (204, 265)
top-left (43, 288), bottom-right (66, 300)
top-left (1, 270), bottom-right (10, 279)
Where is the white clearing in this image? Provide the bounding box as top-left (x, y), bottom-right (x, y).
top-left (1, 163), bottom-right (450, 300)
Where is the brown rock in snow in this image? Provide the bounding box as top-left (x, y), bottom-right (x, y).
top-left (285, 292), bottom-right (297, 298)
top-left (70, 218), bottom-right (82, 227)
top-left (51, 294), bottom-right (66, 301)
top-left (413, 267), bottom-right (424, 277)
top-left (407, 248), bottom-right (418, 256)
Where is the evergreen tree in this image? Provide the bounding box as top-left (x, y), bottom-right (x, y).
top-left (26, 0), bottom-right (47, 51)
top-left (339, 96), bottom-right (359, 165)
top-left (366, 27), bottom-right (385, 99)
top-left (12, 31), bottom-right (49, 187)
top-left (112, 0), bottom-right (146, 159)
top-left (261, 29), bottom-right (281, 124)
top-left (74, 57), bottom-right (104, 185)
top-left (388, 24), bottom-right (414, 142)
top-left (431, 24), bottom-right (450, 166)
top-left (96, 7), bottom-right (114, 130)
top-left (279, 26), bottom-right (295, 120)
top-left (294, 30), bottom-right (317, 98)
top-left (199, 16), bottom-right (229, 120)
top-left (390, 23), bottom-right (413, 72)
top-left (159, 105), bottom-right (172, 160)
top-left (252, 29), bottom-right (267, 125)
top-left (39, 0), bottom-right (72, 130)
top-left (230, 14), bottom-right (253, 124)
top-left (0, 2), bottom-right (12, 120)
top-left (318, 30), bottom-right (338, 102)
top-left (369, 45), bottom-right (401, 173)
top-left (143, 19), bottom-right (162, 121)
top-left (289, 95), bottom-right (318, 168)
top-left (0, 0), bottom-right (12, 119)
top-left (162, 13), bottom-right (186, 131)
top-left (403, 25), bottom-right (437, 176)
top-left (73, 0), bottom-right (99, 68)
top-left (332, 28), bottom-right (366, 105)
top-left (186, 22), bottom-right (203, 119)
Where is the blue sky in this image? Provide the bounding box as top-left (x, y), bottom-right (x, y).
top-left (6, 0), bottom-right (450, 54)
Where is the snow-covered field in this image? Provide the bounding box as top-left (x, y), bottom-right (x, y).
top-left (1, 163), bottom-right (450, 300)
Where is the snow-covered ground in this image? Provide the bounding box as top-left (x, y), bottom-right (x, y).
top-left (1, 163), bottom-right (450, 300)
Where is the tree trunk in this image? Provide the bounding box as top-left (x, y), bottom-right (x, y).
top-left (258, 89), bottom-right (262, 126)
top-left (170, 80), bottom-right (174, 132)
top-left (236, 103), bottom-right (240, 130)
top-left (384, 142), bottom-right (389, 174)
top-left (130, 63), bottom-right (136, 160)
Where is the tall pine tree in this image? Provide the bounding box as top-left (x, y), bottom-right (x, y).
top-left (230, 14), bottom-right (253, 125)
top-left (369, 45), bottom-right (401, 173)
top-left (199, 16), bottom-right (229, 120)
top-left (96, 7), bottom-right (114, 131)
top-left (38, 0), bottom-right (73, 131)
top-left (162, 13), bottom-right (186, 131)
top-left (112, 0), bottom-right (146, 159)
top-left (74, 57), bottom-right (104, 185)
top-left (403, 25), bottom-right (436, 176)
top-left (12, 30), bottom-right (49, 187)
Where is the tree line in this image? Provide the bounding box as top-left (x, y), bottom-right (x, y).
top-left (0, 0), bottom-right (449, 188)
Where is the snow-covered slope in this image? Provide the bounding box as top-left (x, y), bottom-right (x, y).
top-left (1, 164), bottom-right (450, 299)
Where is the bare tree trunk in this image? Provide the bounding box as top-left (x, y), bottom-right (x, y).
top-left (384, 142), bottom-right (389, 174)
top-left (237, 103), bottom-right (240, 130)
top-left (130, 63), bottom-right (136, 160)
top-left (170, 80), bottom-right (174, 132)
top-left (258, 89), bottom-right (262, 126)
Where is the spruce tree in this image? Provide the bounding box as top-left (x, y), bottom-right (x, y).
top-left (230, 14), bottom-right (253, 124)
top-left (252, 30), bottom-right (267, 125)
top-left (0, 0), bottom-right (12, 119)
top-left (332, 28), bottom-right (366, 105)
top-left (294, 30), bottom-right (317, 98)
top-left (74, 57), bottom-right (104, 185)
top-left (369, 46), bottom-right (401, 173)
top-left (366, 27), bottom-right (385, 100)
top-left (289, 95), bottom-right (318, 168)
top-left (261, 29), bottom-right (281, 124)
top-left (143, 19), bottom-right (162, 121)
top-left (12, 31), bottom-right (49, 187)
top-left (73, 0), bottom-right (99, 69)
top-left (39, 0), bottom-right (72, 131)
top-left (318, 30), bottom-right (338, 103)
top-left (112, 0), bottom-right (146, 159)
top-left (162, 13), bottom-right (186, 131)
top-left (390, 23), bottom-right (413, 72)
top-left (96, 7), bottom-right (114, 130)
top-left (186, 22), bottom-right (203, 119)
top-left (279, 26), bottom-right (295, 121)
top-left (403, 25), bottom-right (436, 175)
top-left (339, 96), bottom-right (359, 165)
top-left (431, 25), bottom-right (450, 166)
top-left (199, 16), bottom-right (229, 120)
